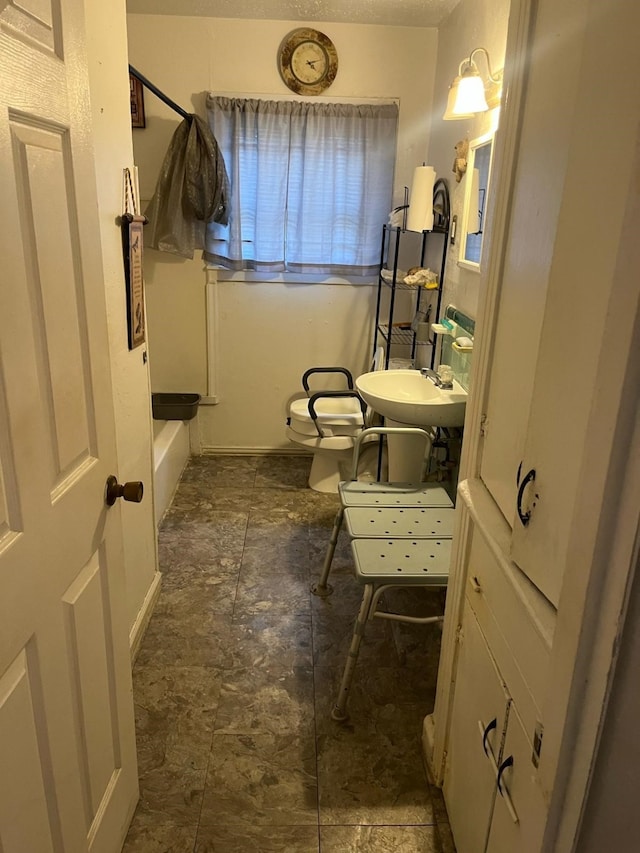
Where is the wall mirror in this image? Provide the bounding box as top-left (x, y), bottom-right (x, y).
top-left (459, 133), bottom-right (494, 270)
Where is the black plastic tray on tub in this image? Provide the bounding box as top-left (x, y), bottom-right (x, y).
top-left (152, 393), bottom-right (201, 420)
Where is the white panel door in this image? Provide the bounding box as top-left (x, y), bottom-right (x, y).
top-left (0, 2), bottom-right (138, 852)
top-left (480, 0), bottom-right (640, 608)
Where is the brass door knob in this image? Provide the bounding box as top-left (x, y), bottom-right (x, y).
top-left (105, 475), bottom-right (144, 506)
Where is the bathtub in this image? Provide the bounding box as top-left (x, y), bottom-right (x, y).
top-left (153, 419), bottom-right (190, 525)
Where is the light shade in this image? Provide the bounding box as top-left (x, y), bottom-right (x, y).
top-left (454, 69), bottom-right (489, 114)
top-left (442, 47), bottom-right (503, 120)
top-left (442, 76), bottom-right (474, 121)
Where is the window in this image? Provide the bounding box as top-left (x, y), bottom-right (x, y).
top-left (205, 96), bottom-right (398, 277)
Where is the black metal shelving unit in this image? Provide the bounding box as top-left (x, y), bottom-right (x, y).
top-left (374, 179), bottom-right (451, 370)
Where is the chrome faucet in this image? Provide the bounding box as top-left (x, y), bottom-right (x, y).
top-left (420, 367), bottom-right (453, 389)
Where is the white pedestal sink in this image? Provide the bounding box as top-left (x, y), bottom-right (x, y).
top-left (356, 369), bottom-right (468, 481)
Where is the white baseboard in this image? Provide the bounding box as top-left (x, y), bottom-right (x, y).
top-left (129, 571), bottom-right (162, 663)
top-left (199, 445), bottom-right (311, 457)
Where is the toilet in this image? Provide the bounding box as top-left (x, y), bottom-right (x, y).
top-left (286, 351), bottom-right (383, 493)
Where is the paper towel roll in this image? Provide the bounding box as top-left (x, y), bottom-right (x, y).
top-left (406, 166), bottom-right (436, 232)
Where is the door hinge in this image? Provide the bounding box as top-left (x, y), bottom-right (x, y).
top-left (455, 623), bottom-right (463, 644)
top-left (480, 413), bottom-right (488, 436)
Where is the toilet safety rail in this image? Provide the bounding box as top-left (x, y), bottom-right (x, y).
top-left (298, 365), bottom-right (368, 439)
top-left (302, 366), bottom-right (355, 392)
top-left (307, 392), bottom-right (367, 439)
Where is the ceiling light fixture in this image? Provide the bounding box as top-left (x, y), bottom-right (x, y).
top-left (442, 76), bottom-right (474, 121)
top-left (443, 47), bottom-right (503, 120)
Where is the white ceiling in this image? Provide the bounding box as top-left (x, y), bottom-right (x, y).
top-left (125, 0), bottom-right (460, 28)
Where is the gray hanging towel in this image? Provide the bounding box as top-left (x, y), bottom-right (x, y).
top-left (145, 114), bottom-right (230, 258)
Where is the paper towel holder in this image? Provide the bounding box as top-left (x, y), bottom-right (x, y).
top-left (405, 169), bottom-right (450, 235)
top-left (432, 178), bottom-right (450, 233)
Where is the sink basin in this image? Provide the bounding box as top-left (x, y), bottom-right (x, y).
top-left (356, 369), bottom-right (467, 427)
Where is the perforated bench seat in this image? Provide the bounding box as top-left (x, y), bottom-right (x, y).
top-left (350, 537), bottom-right (452, 583)
top-left (339, 480), bottom-right (453, 508)
top-left (344, 506), bottom-right (455, 539)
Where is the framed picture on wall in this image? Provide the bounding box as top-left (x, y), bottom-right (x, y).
top-left (130, 74), bottom-right (145, 128)
top-left (121, 213), bottom-right (146, 349)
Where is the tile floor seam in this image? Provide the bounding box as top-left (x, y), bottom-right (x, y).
top-left (309, 565), bottom-right (324, 836)
top-left (300, 516), bottom-right (323, 834)
top-left (229, 510), bottom-right (250, 622)
top-left (192, 746), bottom-right (213, 853)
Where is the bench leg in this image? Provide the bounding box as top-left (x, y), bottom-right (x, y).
top-left (332, 584), bottom-right (374, 722)
top-left (311, 506), bottom-right (344, 597)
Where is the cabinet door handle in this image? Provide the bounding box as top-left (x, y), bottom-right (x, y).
top-left (478, 721), bottom-right (499, 770)
top-left (481, 718), bottom-right (497, 757)
top-left (496, 755), bottom-right (519, 823)
top-left (516, 468), bottom-right (536, 526)
top-left (497, 754), bottom-right (514, 795)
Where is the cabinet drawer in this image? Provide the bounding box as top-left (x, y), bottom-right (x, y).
top-left (466, 524), bottom-right (552, 742)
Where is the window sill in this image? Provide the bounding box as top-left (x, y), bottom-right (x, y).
top-left (207, 267), bottom-right (377, 286)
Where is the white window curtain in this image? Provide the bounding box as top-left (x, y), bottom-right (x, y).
top-left (205, 96), bottom-right (398, 276)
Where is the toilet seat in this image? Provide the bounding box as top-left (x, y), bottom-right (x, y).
top-left (288, 396), bottom-right (364, 437)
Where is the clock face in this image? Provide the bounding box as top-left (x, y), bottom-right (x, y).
top-left (278, 28), bottom-right (338, 95)
top-left (291, 41), bottom-right (329, 85)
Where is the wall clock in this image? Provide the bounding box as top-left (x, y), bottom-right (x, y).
top-left (278, 28), bottom-right (338, 95)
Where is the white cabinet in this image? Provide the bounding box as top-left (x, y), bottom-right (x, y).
top-left (430, 2), bottom-right (640, 850)
top-left (443, 501), bottom-right (553, 853)
top-left (446, 598), bottom-right (548, 853)
top-left (444, 602), bottom-right (509, 853)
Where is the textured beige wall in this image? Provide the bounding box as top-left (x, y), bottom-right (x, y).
top-left (126, 14), bottom-right (440, 450)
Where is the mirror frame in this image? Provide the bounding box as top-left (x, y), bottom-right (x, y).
top-left (459, 131), bottom-right (494, 272)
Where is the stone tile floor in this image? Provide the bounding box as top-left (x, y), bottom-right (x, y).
top-left (123, 454), bottom-right (456, 852)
